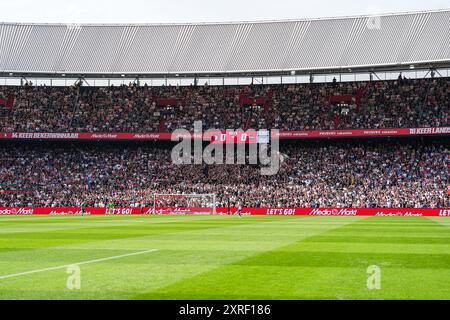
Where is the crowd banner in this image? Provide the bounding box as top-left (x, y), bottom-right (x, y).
top-left (0, 207), bottom-right (449, 217)
top-left (0, 127), bottom-right (449, 142)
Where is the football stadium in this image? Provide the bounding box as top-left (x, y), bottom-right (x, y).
top-left (0, 2), bottom-right (449, 304)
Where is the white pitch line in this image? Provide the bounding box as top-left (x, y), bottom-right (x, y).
top-left (0, 249), bottom-right (159, 280)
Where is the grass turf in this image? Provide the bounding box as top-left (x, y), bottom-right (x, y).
top-left (0, 215), bottom-right (449, 300)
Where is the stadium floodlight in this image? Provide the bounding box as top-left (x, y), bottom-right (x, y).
top-left (152, 194), bottom-right (217, 216)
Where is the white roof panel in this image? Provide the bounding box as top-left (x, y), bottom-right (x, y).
top-left (0, 10), bottom-right (449, 75)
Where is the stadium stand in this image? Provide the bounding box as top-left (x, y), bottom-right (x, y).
top-left (0, 140), bottom-right (448, 208)
top-left (0, 77), bottom-right (448, 133)
top-left (0, 10), bottom-right (449, 211)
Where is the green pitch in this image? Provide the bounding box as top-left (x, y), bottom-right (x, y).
top-left (0, 215), bottom-right (449, 300)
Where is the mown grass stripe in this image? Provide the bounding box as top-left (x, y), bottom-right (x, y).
top-left (0, 249), bottom-right (159, 280)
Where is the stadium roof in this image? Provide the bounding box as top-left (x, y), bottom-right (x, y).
top-left (0, 9), bottom-right (449, 78)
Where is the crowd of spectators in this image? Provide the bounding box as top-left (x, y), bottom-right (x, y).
top-left (0, 77), bottom-right (448, 133)
top-left (1, 78), bottom-right (447, 209)
top-left (0, 140), bottom-right (448, 208)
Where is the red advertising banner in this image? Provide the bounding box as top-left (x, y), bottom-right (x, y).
top-left (86, 207), bottom-right (142, 215)
top-left (0, 127), bottom-right (448, 142)
top-left (274, 127), bottom-right (450, 139)
top-left (209, 131), bottom-right (258, 144)
top-left (0, 207), bottom-right (82, 215)
top-left (1, 207), bottom-right (449, 217)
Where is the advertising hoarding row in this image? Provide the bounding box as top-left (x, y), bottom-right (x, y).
top-left (0, 127), bottom-right (449, 142)
top-left (1, 207), bottom-right (448, 217)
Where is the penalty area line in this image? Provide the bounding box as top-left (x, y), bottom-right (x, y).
top-left (0, 249), bottom-right (159, 280)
